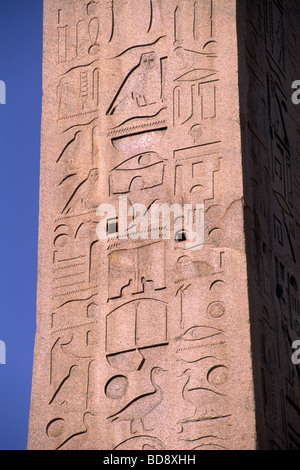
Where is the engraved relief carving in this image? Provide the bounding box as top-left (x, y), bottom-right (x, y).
top-left (106, 52), bottom-right (167, 127)
top-left (107, 241), bottom-right (166, 301)
top-left (173, 143), bottom-right (222, 205)
top-left (241, 0), bottom-right (300, 449)
top-left (108, 0), bottom-right (165, 49)
top-left (106, 299), bottom-right (168, 355)
top-left (173, 68), bottom-right (218, 127)
top-left (173, 0), bottom-right (218, 55)
top-left (58, 64), bottom-right (100, 120)
top-left (113, 435), bottom-right (165, 450)
top-left (106, 367), bottom-right (167, 434)
top-left (29, 0), bottom-right (262, 451)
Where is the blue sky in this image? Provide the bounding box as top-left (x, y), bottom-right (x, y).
top-left (0, 0), bottom-right (43, 450)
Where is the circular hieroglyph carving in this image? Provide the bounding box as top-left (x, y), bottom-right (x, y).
top-left (46, 418), bottom-right (65, 438)
top-left (207, 365), bottom-right (228, 387)
top-left (105, 375), bottom-right (129, 399)
top-left (207, 301), bottom-right (226, 318)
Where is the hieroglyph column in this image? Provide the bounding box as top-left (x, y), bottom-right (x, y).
top-left (28, 0), bottom-right (257, 450)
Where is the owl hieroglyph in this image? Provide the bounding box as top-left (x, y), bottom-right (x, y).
top-left (106, 52), bottom-right (162, 118)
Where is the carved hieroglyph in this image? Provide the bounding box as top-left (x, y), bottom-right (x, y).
top-left (28, 0), bottom-right (257, 450)
top-left (238, 0), bottom-right (300, 450)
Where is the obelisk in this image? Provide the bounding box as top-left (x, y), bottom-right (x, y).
top-left (238, 0), bottom-right (300, 450)
top-left (28, 0), bottom-right (300, 450)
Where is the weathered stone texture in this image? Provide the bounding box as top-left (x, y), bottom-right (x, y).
top-left (238, 0), bottom-right (300, 450)
top-left (28, 0), bottom-right (300, 450)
